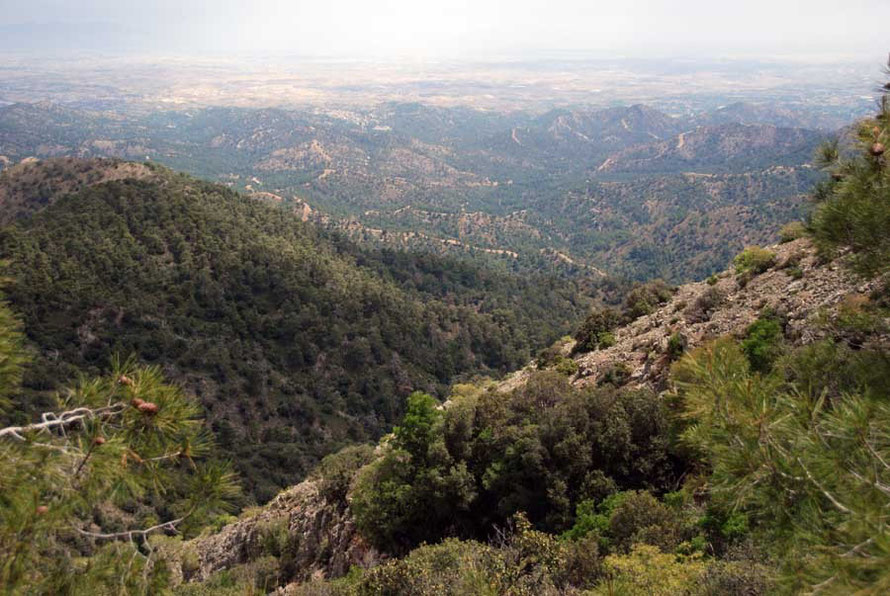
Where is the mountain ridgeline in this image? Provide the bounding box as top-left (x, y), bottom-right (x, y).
top-left (0, 100), bottom-right (829, 281)
top-left (0, 158), bottom-right (591, 501)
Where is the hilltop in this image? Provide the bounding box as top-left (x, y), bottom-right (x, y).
top-left (0, 158), bottom-right (591, 501)
top-left (0, 157), bottom-right (157, 225)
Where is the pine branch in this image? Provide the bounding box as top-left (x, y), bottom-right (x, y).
top-left (797, 457), bottom-right (854, 515)
top-left (840, 537), bottom-right (875, 559)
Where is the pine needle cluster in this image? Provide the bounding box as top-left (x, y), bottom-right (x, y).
top-left (0, 316), bottom-right (239, 593)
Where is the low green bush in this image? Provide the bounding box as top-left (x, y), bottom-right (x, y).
top-left (778, 221), bottom-right (807, 243)
top-left (733, 246), bottom-right (776, 275)
top-left (573, 308), bottom-right (622, 353)
top-left (553, 355), bottom-right (579, 376)
top-left (684, 288), bottom-right (725, 324)
top-left (312, 444), bottom-right (377, 507)
top-left (598, 362), bottom-right (632, 387)
top-left (740, 315), bottom-right (783, 373)
top-left (623, 280), bottom-right (676, 320)
top-left (667, 333), bottom-right (688, 361)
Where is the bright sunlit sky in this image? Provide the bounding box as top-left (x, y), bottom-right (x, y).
top-left (0, 0), bottom-right (886, 59)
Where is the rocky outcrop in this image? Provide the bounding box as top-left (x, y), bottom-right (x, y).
top-left (168, 479), bottom-right (381, 588)
top-left (502, 238), bottom-right (886, 393)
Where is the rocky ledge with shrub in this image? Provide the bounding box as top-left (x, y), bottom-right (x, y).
top-left (507, 236), bottom-right (887, 393)
top-left (160, 468), bottom-right (384, 591)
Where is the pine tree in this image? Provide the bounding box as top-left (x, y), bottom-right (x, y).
top-left (0, 297), bottom-right (239, 594)
top-left (670, 56), bottom-right (890, 594)
top-left (810, 55), bottom-right (890, 275)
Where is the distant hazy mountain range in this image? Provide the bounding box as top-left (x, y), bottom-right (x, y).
top-left (0, 100), bottom-right (830, 280)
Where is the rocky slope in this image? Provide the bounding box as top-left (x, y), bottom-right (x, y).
top-left (503, 237), bottom-right (886, 393)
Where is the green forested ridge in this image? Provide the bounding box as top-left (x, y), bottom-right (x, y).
top-left (0, 163), bottom-right (591, 502)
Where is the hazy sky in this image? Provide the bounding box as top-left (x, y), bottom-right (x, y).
top-left (0, 0), bottom-right (886, 59)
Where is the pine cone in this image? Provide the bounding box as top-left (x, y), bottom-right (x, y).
top-left (118, 375), bottom-right (134, 386)
top-left (137, 401), bottom-right (159, 415)
top-left (93, 436), bottom-right (106, 446)
top-left (131, 397), bottom-right (144, 408)
top-left (871, 142), bottom-right (885, 156)
top-left (35, 505), bottom-right (49, 515)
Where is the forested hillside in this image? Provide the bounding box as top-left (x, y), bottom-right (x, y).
top-left (0, 159), bottom-right (591, 501)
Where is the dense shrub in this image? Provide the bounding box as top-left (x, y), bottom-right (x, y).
top-left (351, 392), bottom-right (475, 552)
top-left (536, 338), bottom-right (579, 376)
top-left (573, 308), bottom-right (622, 353)
top-left (311, 444), bottom-right (377, 507)
top-left (356, 538), bottom-right (504, 595)
top-left (778, 221), bottom-right (806, 243)
top-left (341, 514), bottom-right (602, 596)
top-left (552, 355), bottom-right (579, 376)
top-left (352, 373), bottom-right (677, 553)
top-left (564, 491), bottom-right (685, 554)
top-left (593, 544), bottom-right (706, 596)
top-left (666, 333), bottom-right (687, 361)
top-left (732, 246), bottom-right (776, 275)
top-left (740, 314), bottom-right (784, 373)
top-left (562, 492), bottom-right (626, 545)
top-left (607, 491), bottom-right (682, 553)
top-left (684, 287), bottom-right (725, 324)
top-left (597, 362), bottom-right (632, 387)
top-left (622, 280), bottom-right (676, 320)
top-left (695, 560), bottom-right (774, 596)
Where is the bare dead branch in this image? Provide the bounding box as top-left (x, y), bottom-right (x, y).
top-left (75, 516), bottom-right (187, 541)
top-left (0, 404), bottom-right (125, 440)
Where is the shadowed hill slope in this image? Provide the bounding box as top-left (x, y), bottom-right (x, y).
top-left (0, 159), bottom-right (591, 501)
